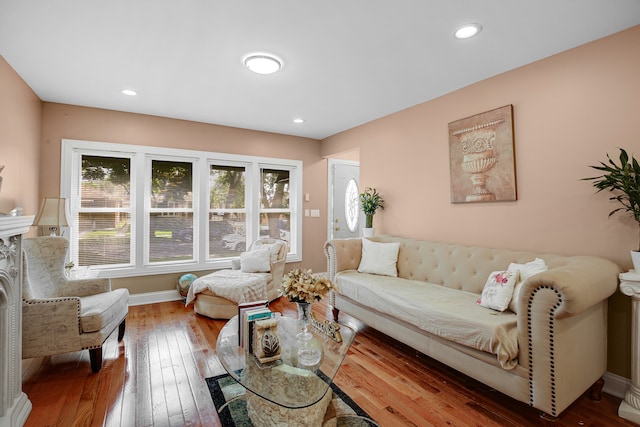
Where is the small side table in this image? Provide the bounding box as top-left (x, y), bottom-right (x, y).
top-left (619, 270), bottom-right (640, 423)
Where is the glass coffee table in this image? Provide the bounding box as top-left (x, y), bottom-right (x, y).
top-left (216, 313), bottom-right (357, 426)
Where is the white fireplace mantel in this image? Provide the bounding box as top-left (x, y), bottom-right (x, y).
top-left (0, 216), bottom-right (33, 427)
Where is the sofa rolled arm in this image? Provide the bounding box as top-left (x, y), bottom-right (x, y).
top-left (517, 256), bottom-right (621, 318)
top-left (324, 238), bottom-right (363, 281)
top-left (517, 256), bottom-right (620, 416)
top-left (59, 277), bottom-right (112, 298)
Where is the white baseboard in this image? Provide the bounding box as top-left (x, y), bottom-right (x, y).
top-left (604, 371), bottom-right (630, 399)
top-left (128, 289), bottom-right (184, 306)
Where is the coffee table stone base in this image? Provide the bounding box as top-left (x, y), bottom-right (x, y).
top-left (243, 356), bottom-right (334, 425)
top-left (246, 388), bottom-right (332, 427)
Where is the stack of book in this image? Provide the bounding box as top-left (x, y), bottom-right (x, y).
top-left (238, 300), bottom-right (273, 352)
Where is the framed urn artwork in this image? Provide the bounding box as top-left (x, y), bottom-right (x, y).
top-left (448, 104), bottom-right (517, 203)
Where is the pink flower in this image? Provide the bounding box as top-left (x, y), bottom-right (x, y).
top-left (494, 272), bottom-right (511, 285)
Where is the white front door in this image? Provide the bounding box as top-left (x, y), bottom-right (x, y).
top-left (328, 160), bottom-right (361, 240)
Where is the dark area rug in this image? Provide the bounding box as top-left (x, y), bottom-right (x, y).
top-left (206, 373), bottom-right (378, 426)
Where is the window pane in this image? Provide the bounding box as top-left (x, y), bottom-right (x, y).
top-left (210, 165), bottom-right (245, 209)
top-left (260, 212), bottom-right (290, 243)
top-left (149, 213), bottom-right (193, 262)
top-left (207, 213), bottom-right (235, 258)
top-left (78, 213), bottom-right (131, 266)
top-left (151, 160), bottom-right (193, 208)
top-left (261, 169), bottom-right (289, 209)
top-left (81, 156), bottom-right (130, 208)
top-left (209, 165), bottom-right (247, 259)
top-left (213, 213), bottom-right (247, 257)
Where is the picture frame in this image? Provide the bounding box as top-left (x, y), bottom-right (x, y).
top-left (448, 105), bottom-right (517, 203)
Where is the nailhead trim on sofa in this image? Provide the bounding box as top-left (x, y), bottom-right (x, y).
top-left (527, 285), bottom-right (562, 417)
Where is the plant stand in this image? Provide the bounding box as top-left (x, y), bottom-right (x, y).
top-left (619, 270), bottom-right (640, 423)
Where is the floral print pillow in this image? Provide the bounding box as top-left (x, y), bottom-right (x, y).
top-left (477, 270), bottom-right (519, 312)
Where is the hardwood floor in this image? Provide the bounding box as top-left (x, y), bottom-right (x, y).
top-left (22, 298), bottom-right (635, 427)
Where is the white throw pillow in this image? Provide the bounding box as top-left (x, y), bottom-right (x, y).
top-left (254, 243), bottom-right (281, 263)
top-left (357, 238), bottom-right (400, 277)
top-left (477, 270), bottom-right (519, 312)
top-left (507, 258), bottom-right (548, 313)
top-left (240, 250), bottom-right (271, 273)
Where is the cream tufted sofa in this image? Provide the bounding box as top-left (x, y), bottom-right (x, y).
top-left (325, 235), bottom-right (621, 422)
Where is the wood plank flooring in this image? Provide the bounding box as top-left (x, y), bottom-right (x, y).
top-left (21, 298), bottom-right (635, 426)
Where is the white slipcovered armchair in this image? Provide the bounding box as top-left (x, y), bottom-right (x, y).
top-left (21, 237), bottom-right (129, 372)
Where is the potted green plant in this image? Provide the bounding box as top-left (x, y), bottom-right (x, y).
top-left (359, 187), bottom-right (385, 237)
top-left (584, 148), bottom-right (640, 270)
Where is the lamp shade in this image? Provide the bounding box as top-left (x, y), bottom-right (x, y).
top-left (33, 197), bottom-right (70, 231)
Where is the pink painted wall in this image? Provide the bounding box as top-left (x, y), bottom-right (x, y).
top-left (0, 57), bottom-right (41, 219)
top-left (322, 25), bottom-right (640, 377)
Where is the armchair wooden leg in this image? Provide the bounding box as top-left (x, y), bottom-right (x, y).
top-left (89, 347), bottom-right (103, 373)
top-left (118, 319), bottom-right (126, 341)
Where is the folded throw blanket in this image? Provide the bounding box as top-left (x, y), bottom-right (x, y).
top-left (335, 270), bottom-right (518, 370)
top-left (185, 270), bottom-right (269, 306)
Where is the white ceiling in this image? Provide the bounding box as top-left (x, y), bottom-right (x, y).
top-left (1, 1), bottom-right (639, 140)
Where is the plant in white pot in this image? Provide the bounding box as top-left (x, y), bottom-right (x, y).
top-left (584, 148), bottom-right (640, 271)
top-left (359, 187), bottom-right (385, 238)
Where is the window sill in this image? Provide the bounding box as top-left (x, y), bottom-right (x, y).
top-left (85, 254), bottom-right (301, 279)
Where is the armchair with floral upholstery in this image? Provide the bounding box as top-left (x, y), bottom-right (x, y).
top-left (21, 237), bottom-right (129, 372)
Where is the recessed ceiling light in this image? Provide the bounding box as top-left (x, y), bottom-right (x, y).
top-left (454, 23), bottom-right (482, 40)
top-left (244, 53), bottom-right (282, 75)
top-left (293, 118), bottom-right (305, 124)
top-left (121, 89), bottom-right (138, 96)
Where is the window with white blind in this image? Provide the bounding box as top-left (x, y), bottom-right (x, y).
top-left (61, 139), bottom-right (302, 278)
top-left (208, 163), bottom-right (247, 258)
top-left (260, 167), bottom-right (293, 251)
top-left (75, 154), bottom-right (134, 268)
top-left (147, 158), bottom-right (195, 264)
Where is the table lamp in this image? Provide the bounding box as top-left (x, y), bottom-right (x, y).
top-left (32, 197), bottom-right (70, 236)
